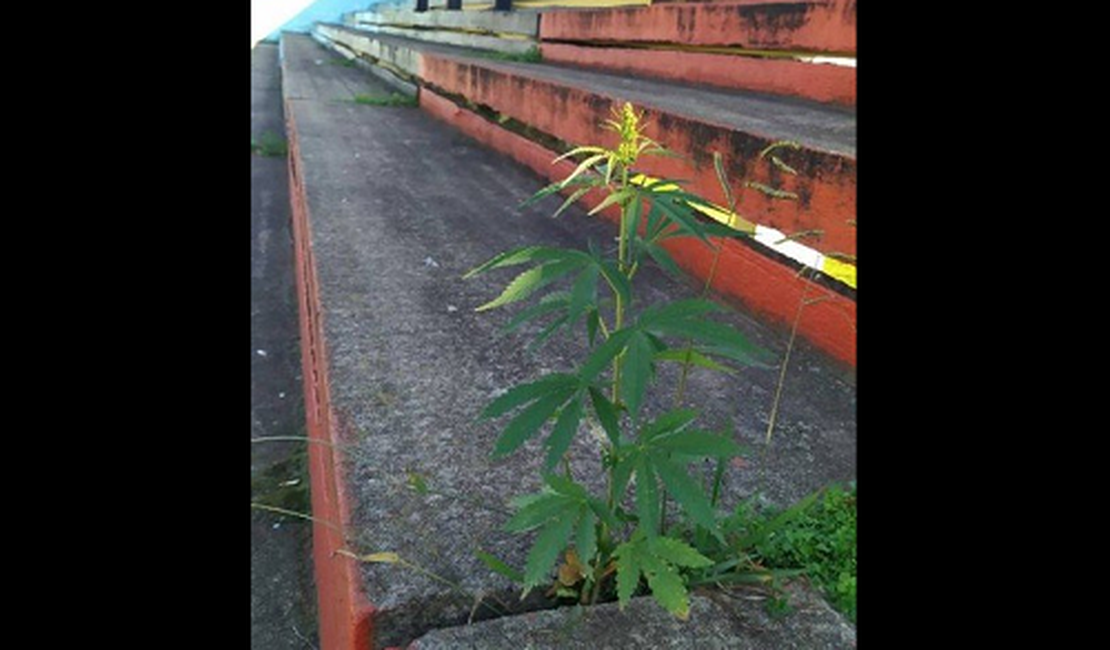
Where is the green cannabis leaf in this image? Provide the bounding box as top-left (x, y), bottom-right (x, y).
top-left (466, 104), bottom-right (820, 617)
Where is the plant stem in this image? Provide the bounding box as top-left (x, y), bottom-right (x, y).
top-left (597, 313), bottom-right (611, 339)
top-left (589, 554), bottom-right (614, 605)
top-left (612, 284), bottom-right (625, 403)
top-left (250, 502), bottom-right (344, 534)
top-left (757, 274), bottom-right (810, 493)
top-left (710, 456), bottom-right (727, 507)
top-left (589, 568), bottom-right (604, 604)
top-left (619, 165), bottom-right (631, 270)
top-left (599, 166), bottom-right (637, 597)
top-left (611, 165), bottom-right (632, 405)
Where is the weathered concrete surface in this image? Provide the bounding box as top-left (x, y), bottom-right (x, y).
top-left (251, 41), bottom-right (318, 650)
top-left (315, 33), bottom-right (421, 96)
top-left (408, 584), bottom-right (855, 649)
top-left (284, 33), bottom-right (854, 649)
top-left (312, 25), bottom-right (857, 366)
top-left (319, 25), bottom-right (856, 156)
top-left (356, 23), bottom-right (537, 55)
top-left (312, 26), bottom-right (856, 268)
top-left (353, 7), bottom-right (540, 37)
top-left (417, 87), bottom-right (857, 366)
top-left (283, 36), bottom-right (398, 102)
top-left (419, 42), bottom-right (856, 156)
top-left (540, 41), bottom-right (856, 106)
top-left (318, 23), bottom-right (423, 79)
top-left (539, 0), bottom-right (858, 54)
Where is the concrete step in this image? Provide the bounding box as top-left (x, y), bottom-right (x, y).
top-left (539, 1), bottom-right (856, 104)
top-left (342, 3), bottom-right (854, 105)
top-left (408, 584), bottom-right (855, 649)
top-left (540, 1), bottom-right (857, 53)
top-left (538, 41), bottom-right (854, 106)
top-left (313, 23), bottom-right (857, 366)
top-left (346, 6), bottom-right (541, 55)
top-left (349, 7), bottom-right (541, 38)
top-left (282, 31), bottom-right (855, 650)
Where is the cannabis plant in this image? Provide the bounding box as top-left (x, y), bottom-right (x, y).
top-left (467, 103), bottom-right (781, 618)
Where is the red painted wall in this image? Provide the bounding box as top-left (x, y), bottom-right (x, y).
top-left (540, 42), bottom-right (855, 106)
top-left (539, 0), bottom-right (857, 54)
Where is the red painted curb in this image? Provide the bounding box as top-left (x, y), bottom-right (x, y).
top-left (419, 54), bottom-right (856, 260)
top-left (420, 88), bottom-right (855, 366)
top-left (287, 102), bottom-right (376, 650)
top-left (540, 42), bottom-right (855, 106)
top-left (539, 0), bottom-right (857, 54)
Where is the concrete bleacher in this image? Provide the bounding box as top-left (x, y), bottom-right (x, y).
top-left (281, 7), bottom-right (852, 643)
top-left (279, 3), bottom-right (855, 648)
top-left (313, 12), bottom-right (857, 367)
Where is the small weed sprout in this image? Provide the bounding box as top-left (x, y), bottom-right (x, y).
top-left (251, 132), bottom-right (288, 157)
top-left (351, 92), bottom-right (418, 107)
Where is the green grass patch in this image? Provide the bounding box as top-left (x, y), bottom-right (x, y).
top-left (469, 46), bottom-right (542, 64)
top-left (754, 482), bottom-right (857, 622)
top-left (351, 92), bottom-right (418, 107)
top-left (251, 131), bottom-right (287, 157)
top-left (329, 56), bottom-right (357, 68)
top-left (251, 447), bottom-right (311, 515)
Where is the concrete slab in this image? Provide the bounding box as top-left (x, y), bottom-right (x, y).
top-left (318, 23), bottom-right (423, 79)
top-left (417, 86), bottom-right (857, 367)
top-left (356, 23), bottom-right (537, 55)
top-left (320, 26), bottom-right (856, 156)
top-left (312, 26), bottom-right (857, 276)
top-left (435, 48), bottom-right (855, 158)
top-left (283, 33), bottom-right (854, 649)
top-left (353, 7), bottom-right (540, 37)
top-left (251, 41), bottom-right (318, 650)
top-left (409, 584), bottom-right (856, 649)
top-left (539, 0), bottom-right (858, 54)
top-left (540, 41), bottom-right (856, 106)
top-left (282, 35), bottom-right (400, 103)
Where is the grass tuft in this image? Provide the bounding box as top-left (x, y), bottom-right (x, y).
top-left (251, 131), bottom-right (288, 157)
top-left (755, 482), bottom-right (857, 622)
top-left (469, 46), bottom-right (542, 64)
top-left (351, 92), bottom-right (418, 107)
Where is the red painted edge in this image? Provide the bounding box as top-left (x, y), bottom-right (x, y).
top-left (287, 99), bottom-right (377, 650)
top-left (420, 88), bottom-right (855, 366)
top-left (419, 54), bottom-right (856, 260)
top-left (539, 0), bottom-right (857, 54)
top-left (540, 42), bottom-right (855, 107)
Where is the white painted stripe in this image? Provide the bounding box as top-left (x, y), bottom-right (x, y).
top-left (798, 55), bottom-right (856, 68)
top-left (754, 226), bottom-right (825, 270)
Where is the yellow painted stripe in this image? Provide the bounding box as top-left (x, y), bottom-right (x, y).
top-left (821, 257), bottom-right (857, 287)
